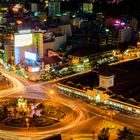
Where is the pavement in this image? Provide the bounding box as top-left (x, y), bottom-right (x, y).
top-left (1, 66), bottom-right (140, 140)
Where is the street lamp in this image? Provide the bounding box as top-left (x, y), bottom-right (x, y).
top-left (50, 90), bottom-right (54, 94)
top-left (49, 89), bottom-right (55, 101)
top-left (25, 118), bottom-right (29, 131)
top-left (72, 107), bottom-right (76, 118)
top-left (107, 111), bottom-right (115, 128)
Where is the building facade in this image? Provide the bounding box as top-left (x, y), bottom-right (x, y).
top-left (48, 0), bottom-right (61, 17)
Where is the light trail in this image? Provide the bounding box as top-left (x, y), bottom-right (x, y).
top-left (0, 69), bottom-right (140, 140)
top-left (0, 72), bottom-right (26, 98)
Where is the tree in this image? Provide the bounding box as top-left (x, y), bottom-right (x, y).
top-left (98, 127), bottom-right (110, 140)
top-left (9, 98), bottom-right (17, 106)
top-left (117, 126), bottom-right (134, 140)
top-left (2, 105), bottom-right (8, 117)
top-left (37, 103), bottom-right (45, 109)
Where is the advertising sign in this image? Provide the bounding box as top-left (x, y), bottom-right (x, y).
top-left (25, 51), bottom-right (37, 61)
top-left (14, 33), bottom-right (33, 47)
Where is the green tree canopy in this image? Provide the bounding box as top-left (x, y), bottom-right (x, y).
top-left (98, 127), bottom-right (110, 140)
top-left (117, 126), bottom-right (134, 140)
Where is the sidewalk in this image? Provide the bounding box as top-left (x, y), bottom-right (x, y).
top-left (43, 69), bottom-right (92, 84)
top-left (109, 57), bottom-right (139, 66)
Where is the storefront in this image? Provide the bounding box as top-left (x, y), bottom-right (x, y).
top-left (57, 83), bottom-right (140, 115)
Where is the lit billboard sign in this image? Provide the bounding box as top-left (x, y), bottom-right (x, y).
top-left (113, 20), bottom-right (125, 27)
top-left (25, 51), bottom-right (37, 61)
top-left (14, 33), bottom-right (33, 47)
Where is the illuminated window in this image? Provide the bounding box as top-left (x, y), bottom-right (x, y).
top-left (120, 105), bottom-right (124, 109)
top-left (113, 103), bottom-right (116, 106)
top-left (109, 101), bottom-right (112, 105)
top-left (95, 94), bottom-right (100, 103)
top-left (128, 107), bottom-right (132, 111)
top-left (103, 100), bottom-right (106, 104)
top-left (136, 110), bottom-right (140, 113)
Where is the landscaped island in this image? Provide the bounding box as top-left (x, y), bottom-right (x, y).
top-left (0, 97), bottom-right (65, 128)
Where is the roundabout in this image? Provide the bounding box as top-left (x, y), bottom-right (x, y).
top-left (1, 69), bottom-right (140, 140)
top-left (0, 97), bottom-right (81, 129)
top-left (0, 69), bottom-right (88, 139)
top-left (0, 97), bottom-right (66, 128)
top-left (0, 94), bottom-right (87, 140)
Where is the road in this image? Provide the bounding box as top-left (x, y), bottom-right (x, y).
top-left (54, 92), bottom-right (140, 140)
top-left (0, 68), bottom-right (140, 140)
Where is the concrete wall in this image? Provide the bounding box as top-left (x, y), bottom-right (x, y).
top-left (54, 34), bottom-right (66, 50)
top-left (59, 24), bottom-right (72, 37)
top-left (43, 42), bottom-right (55, 56)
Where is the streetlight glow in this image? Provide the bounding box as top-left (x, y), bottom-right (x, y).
top-left (50, 90), bottom-right (54, 94)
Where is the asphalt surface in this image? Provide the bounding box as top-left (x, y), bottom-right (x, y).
top-left (0, 68), bottom-right (140, 140)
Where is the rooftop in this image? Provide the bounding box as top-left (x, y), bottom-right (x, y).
top-left (98, 65), bottom-right (116, 76)
top-left (59, 59), bottom-right (140, 105)
top-left (60, 71), bottom-right (99, 91)
top-left (109, 59), bottom-right (140, 104)
top-left (42, 56), bottom-right (62, 65)
top-left (68, 47), bottom-right (97, 57)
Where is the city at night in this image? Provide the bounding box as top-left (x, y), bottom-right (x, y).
top-left (0, 0), bottom-right (140, 140)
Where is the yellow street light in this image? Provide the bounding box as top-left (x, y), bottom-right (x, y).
top-left (25, 118), bottom-right (29, 131)
top-left (107, 112), bottom-right (111, 115)
top-left (49, 89), bottom-right (55, 101)
top-left (107, 111), bottom-right (116, 128)
top-left (50, 90), bottom-right (54, 94)
top-left (25, 118), bottom-right (28, 122)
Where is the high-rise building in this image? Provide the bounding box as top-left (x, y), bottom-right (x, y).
top-left (100, 26), bottom-right (131, 46)
top-left (100, 19), bottom-right (132, 46)
top-left (118, 27), bottom-right (131, 43)
top-left (100, 27), bottom-right (119, 46)
top-left (48, 0), bottom-right (61, 17)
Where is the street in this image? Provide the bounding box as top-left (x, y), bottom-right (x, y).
top-left (0, 68), bottom-right (140, 140)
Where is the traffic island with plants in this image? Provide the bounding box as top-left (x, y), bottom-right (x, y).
top-left (0, 97), bottom-right (65, 128)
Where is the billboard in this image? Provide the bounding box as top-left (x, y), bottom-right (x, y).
top-left (25, 51), bottom-right (37, 61)
top-left (14, 33), bottom-right (33, 47)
